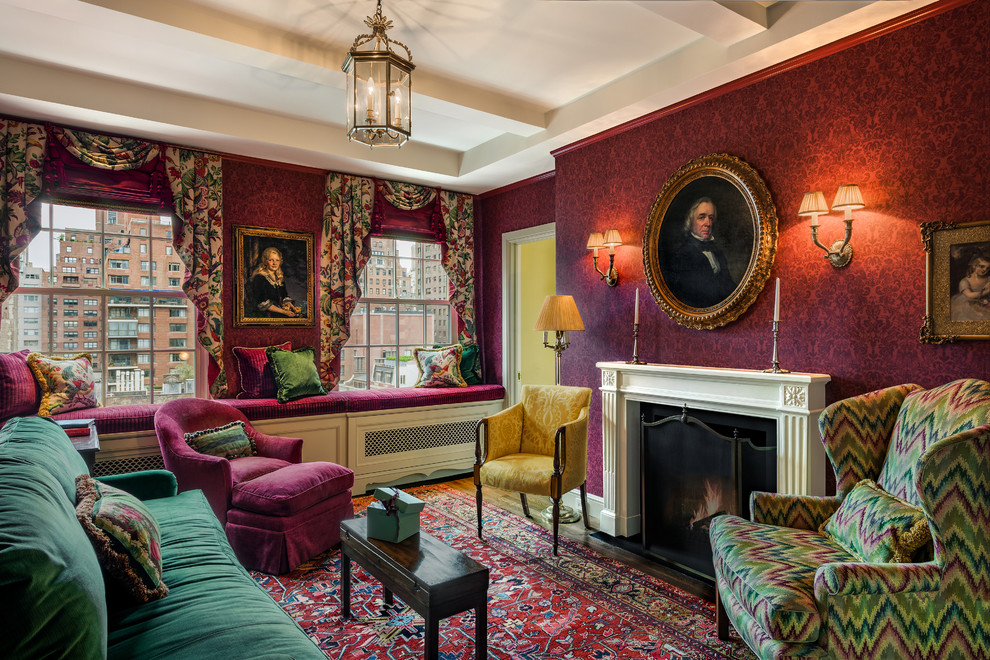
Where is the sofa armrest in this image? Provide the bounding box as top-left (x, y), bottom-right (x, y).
top-left (98, 470), bottom-right (178, 501)
top-left (750, 491), bottom-right (841, 530)
top-left (558, 407), bottom-right (590, 487)
top-left (815, 561), bottom-right (941, 597)
top-left (251, 430), bottom-right (303, 463)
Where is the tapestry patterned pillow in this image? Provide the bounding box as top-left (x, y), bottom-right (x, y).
top-left (233, 342), bottom-right (291, 399)
top-left (820, 478), bottom-right (931, 563)
top-left (434, 342), bottom-right (482, 385)
top-left (26, 352), bottom-right (99, 417)
top-left (75, 474), bottom-right (168, 603)
top-left (413, 344), bottom-right (467, 388)
top-left (266, 345), bottom-right (327, 403)
top-left (184, 420), bottom-right (256, 459)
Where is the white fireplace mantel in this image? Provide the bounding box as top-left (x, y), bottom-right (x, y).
top-left (596, 362), bottom-right (831, 537)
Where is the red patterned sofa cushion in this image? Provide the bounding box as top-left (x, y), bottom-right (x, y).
top-left (0, 349), bottom-right (40, 420)
top-left (340, 384), bottom-right (505, 413)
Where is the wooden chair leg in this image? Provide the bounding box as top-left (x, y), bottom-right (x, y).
top-left (579, 483), bottom-right (590, 529)
top-left (519, 493), bottom-right (531, 518)
top-left (476, 483), bottom-right (483, 540)
top-left (552, 497), bottom-right (560, 556)
top-left (715, 586), bottom-right (730, 641)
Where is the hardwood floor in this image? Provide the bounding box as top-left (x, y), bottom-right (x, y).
top-left (443, 476), bottom-right (717, 603)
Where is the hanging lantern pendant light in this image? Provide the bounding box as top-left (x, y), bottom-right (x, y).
top-left (342, 0), bottom-right (414, 147)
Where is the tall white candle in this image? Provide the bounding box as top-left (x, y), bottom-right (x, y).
top-left (773, 277), bottom-right (780, 322)
top-left (634, 289), bottom-right (639, 324)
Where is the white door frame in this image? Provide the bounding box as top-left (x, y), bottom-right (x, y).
top-left (501, 222), bottom-right (555, 407)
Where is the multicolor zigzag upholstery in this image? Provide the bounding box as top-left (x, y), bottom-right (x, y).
top-left (710, 379), bottom-right (990, 660)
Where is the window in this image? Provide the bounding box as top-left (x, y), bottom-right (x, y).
top-left (339, 238), bottom-right (452, 390)
top-left (0, 204), bottom-right (197, 406)
top-left (166, 246), bottom-right (173, 256)
top-left (168, 263), bottom-right (181, 272)
top-left (168, 278), bottom-right (180, 287)
top-left (141, 261), bottom-right (150, 271)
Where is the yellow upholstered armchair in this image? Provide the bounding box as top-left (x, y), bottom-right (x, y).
top-left (474, 384), bottom-right (592, 555)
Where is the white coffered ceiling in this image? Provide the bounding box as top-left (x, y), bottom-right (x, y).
top-left (0, 0), bottom-right (937, 193)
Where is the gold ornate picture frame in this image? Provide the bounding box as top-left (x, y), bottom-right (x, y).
top-left (643, 153), bottom-right (777, 330)
top-left (233, 225), bottom-right (315, 327)
top-left (919, 220), bottom-right (990, 343)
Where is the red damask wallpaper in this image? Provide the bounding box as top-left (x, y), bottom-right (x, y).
top-left (221, 159), bottom-right (326, 394)
top-left (479, 1), bottom-right (990, 497)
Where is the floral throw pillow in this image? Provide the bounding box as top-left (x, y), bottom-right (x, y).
top-left (184, 421), bottom-right (256, 459)
top-left (27, 352), bottom-right (99, 417)
top-left (412, 344), bottom-right (467, 388)
top-left (820, 478), bottom-right (931, 563)
top-left (75, 474), bottom-right (168, 603)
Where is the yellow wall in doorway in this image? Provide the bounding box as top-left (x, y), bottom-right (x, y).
top-left (519, 238), bottom-right (556, 386)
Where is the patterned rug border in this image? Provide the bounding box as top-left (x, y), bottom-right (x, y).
top-left (254, 483), bottom-right (756, 660)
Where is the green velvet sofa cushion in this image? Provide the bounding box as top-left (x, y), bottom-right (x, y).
top-left (0, 416), bottom-right (107, 659)
top-left (106, 489), bottom-right (325, 660)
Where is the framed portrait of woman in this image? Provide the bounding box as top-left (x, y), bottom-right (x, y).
top-left (233, 225), bottom-right (315, 327)
top-left (643, 153), bottom-right (778, 330)
top-left (920, 220), bottom-right (990, 343)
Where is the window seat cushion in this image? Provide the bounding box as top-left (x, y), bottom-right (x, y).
top-left (27, 385), bottom-right (506, 436)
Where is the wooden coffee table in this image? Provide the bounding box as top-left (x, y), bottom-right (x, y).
top-left (340, 517), bottom-right (489, 660)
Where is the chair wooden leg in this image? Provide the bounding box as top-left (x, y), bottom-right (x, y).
top-left (715, 586), bottom-right (730, 641)
top-left (552, 497), bottom-right (560, 556)
top-left (519, 493), bottom-right (531, 518)
top-left (476, 483), bottom-right (483, 540)
top-left (579, 483), bottom-right (590, 529)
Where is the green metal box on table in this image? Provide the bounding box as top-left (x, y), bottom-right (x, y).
top-left (366, 487), bottom-right (426, 543)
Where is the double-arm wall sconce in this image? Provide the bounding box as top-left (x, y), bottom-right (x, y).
top-left (799, 184), bottom-right (865, 268)
top-left (586, 229), bottom-right (622, 286)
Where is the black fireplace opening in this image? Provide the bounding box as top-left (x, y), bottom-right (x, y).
top-left (640, 403), bottom-right (777, 581)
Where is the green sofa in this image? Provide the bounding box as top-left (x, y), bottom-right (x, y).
top-left (0, 415), bottom-right (327, 659)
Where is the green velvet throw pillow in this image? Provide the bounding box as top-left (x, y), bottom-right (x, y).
top-left (820, 478), bottom-right (931, 563)
top-left (266, 345), bottom-right (327, 403)
top-left (75, 474), bottom-right (168, 603)
top-left (184, 420), bottom-right (256, 459)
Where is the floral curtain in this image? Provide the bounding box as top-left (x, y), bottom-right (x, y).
top-left (0, 119), bottom-right (46, 311)
top-left (51, 125), bottom-right (161, 170)
top-left (439, 191), bottom-right (477, 356)
top-left (320, 172), bottom-right (374, 389)
top-left (165, 147), bottom-right (227, 397)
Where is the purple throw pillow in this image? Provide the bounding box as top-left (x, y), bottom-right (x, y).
top-left (233, 342), bottom-right (291, 399)
top-left (0, 350), bottom-right (41, 418)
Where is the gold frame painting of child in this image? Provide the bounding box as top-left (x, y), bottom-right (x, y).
top-left (233, 225), bottom-right (314, 327)
top-left (921, 220), bottom-right (990, 343)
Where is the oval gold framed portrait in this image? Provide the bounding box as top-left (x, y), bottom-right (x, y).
top-left (643, 153), bottom-right (777, 330)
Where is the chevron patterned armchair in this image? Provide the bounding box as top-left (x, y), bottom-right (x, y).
top-left (709, 379), bottom-right (990, 659)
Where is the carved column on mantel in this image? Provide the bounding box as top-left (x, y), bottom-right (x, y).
top-left (596, 362), bottom-right (831, 538)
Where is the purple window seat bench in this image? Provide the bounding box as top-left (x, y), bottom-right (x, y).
top-left (50, 384), bottom-right (507, 436)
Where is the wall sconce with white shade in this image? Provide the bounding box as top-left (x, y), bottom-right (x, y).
top-left (799, 184), bottom-right (865, 268)
top-left (586, 229), bottom-right (622, 286)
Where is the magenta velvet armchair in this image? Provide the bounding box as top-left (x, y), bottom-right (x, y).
top-left (155, 398), bottom-right (354, 574)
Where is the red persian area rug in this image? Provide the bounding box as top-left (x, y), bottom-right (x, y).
top-left (252, 484), bottom-right (756, 660)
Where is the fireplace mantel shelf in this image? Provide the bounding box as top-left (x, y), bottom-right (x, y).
top-left (596, 362), bottom-right (831, 538)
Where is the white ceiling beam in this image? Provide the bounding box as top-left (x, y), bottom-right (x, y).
top-left (80, 0), bottom-right (547, 135)
top-left (0, 53), bottom-right (463, 181)
top-left (637, 1), bottom-right (769, 45)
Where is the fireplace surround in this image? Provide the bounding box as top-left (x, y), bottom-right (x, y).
top-left (596, 362), bottom-right (830, 538)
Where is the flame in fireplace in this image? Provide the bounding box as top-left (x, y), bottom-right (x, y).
top-left (688, 479), bottom-right (724, 530)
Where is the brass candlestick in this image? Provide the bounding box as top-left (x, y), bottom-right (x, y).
top-left (626, 322), bottom-right (646, 364)
top-left (763, 320), bottom-right (790, 374)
